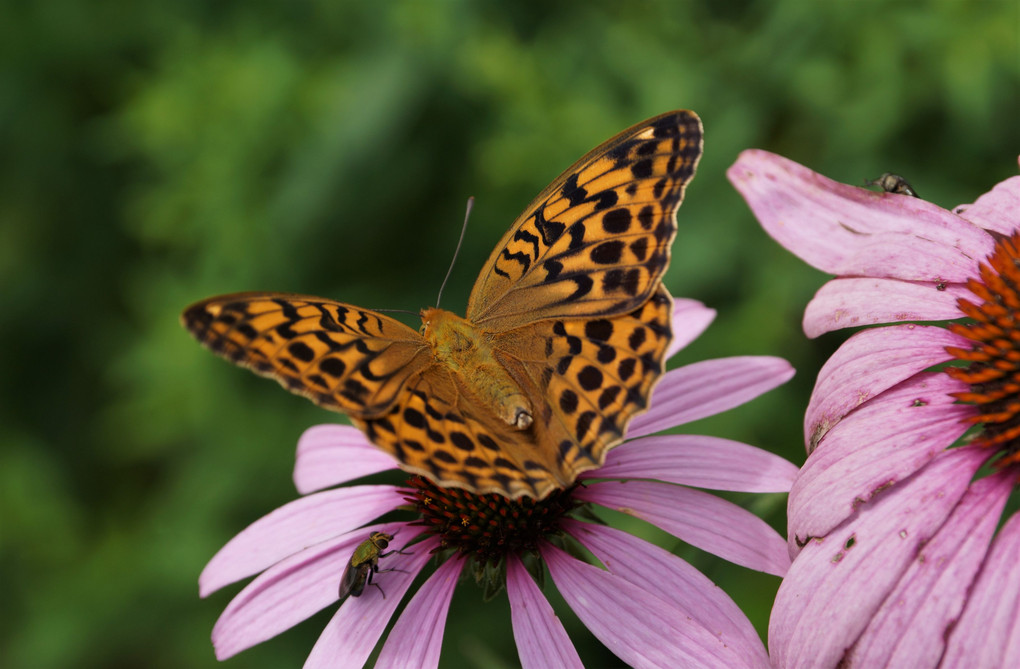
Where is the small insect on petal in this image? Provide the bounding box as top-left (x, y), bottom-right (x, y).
top-left (865, 172), bottom-right (918, 198)
top-left (338, 531), bottom-right (414, 603)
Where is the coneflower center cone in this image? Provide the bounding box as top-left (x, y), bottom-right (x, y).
top-left (405, 476), bottom-right (580, 564)
top-left (946, 230), bottom-right (1020, 466)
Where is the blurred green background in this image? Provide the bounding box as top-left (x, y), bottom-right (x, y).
top-left (2, 1), bottom-right (1017, 666)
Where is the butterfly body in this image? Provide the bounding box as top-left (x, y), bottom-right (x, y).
top-left (184, 110), bottom-right (703, 500)
top-left (421, 306), bottom-right (534, 430)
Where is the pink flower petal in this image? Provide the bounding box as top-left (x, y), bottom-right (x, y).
top-left (506, 555), bottom-right (583, 669)
top-left (768, 447), bottom-right (987, 669)
top-left (943, 503), bottom-right (1020, 667)
top-left (564, 520), bottom-right (770, 668)
top-left (802, 277), bottom-right (974, 338)
top-left (375, 556), bottom-right (464, 669)
top-left (305, 536), bottom-right (441, 669)
top-left (578, 479), bottom-right (790, 576)
top-left (294, 424), bottom-right (399, 494)
top-left (852, 472), bottom-right (1013, 666)
top-left (543, 544), bottom-right (748, 667)
top-left (628, 356), bottom-right (795, 438)
top-left (728, 150), bottom-right (993, 281)
top-left (953, 166), bottom-right (1020, 236)
top-left (666, 298), bottom-right (716, 359)
top-left (210, 521), bottom-right (413, 660)
top-left (594, 434), bottom-right (797, 493)
top-left (804, 325), bottom-right (966, 451)
top-left (790, 372), bottom-right (972, 548)
top-left (200, 485), bottom-right (406, 596)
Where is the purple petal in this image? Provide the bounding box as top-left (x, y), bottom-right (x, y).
top-left (802, 278), bottom-right (974, 338)
top-left (305, 536), bottom-right (440, 669)
top-left (294, 424), bottom-right (399, 494)
top-left (578, 479), bottom-right (790, 576)
top-left (375, 556), bottom-right (463, 669)
top-left (769, 446), bottom-right (987, 668)
top-left (666, 298), bottom-right (715, 359)
top-left (543, 544), bottom-right (752, 667)
top-left (943, 501), bottom-right (1020, 666)
top-left (210, 521), bottom-right (413, 660)
top-left (728, 150), bottom-right (993, 281)
top-left (594, 434), bottom-right (797, 493)
top-left (790, 372), bottom-right (972, 548)
top-left (953, 165), bottom-right (1020, 236)
top-left (804, 325), bottom-right (966, 451)
top-left (200, 485), bottom-right (406, 596)
top-left (853, 472), bottom-right (1012, 666)
top-left (628, 356), bottom-right (795, 438)
top-left (506, 555), bottom-right (583, 669)
top-left (564, 520), bottom-right (770, 668)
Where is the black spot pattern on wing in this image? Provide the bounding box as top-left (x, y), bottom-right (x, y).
top-left (494, 284), bottom-right (674, 486)
top-left (181, 293), bottom-right (427, 417)
top-left (354, 371), bottom-right (559, 500)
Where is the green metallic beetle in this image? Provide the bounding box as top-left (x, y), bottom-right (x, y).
top-left (338, 531), bottom-right (409, 603)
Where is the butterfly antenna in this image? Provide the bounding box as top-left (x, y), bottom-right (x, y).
top-left (435, 196), bottom-right (474, 308)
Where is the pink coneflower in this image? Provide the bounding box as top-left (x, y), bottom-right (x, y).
top-left (729, 151), bottom-right (1020, 668)
top-left (199, 298), bottom-right (797, 668)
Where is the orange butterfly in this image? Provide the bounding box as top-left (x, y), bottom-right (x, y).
top-left (183, 110), bottom-right (703, 500)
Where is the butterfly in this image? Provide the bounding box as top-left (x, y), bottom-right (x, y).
top-left (182, 110), bottom-right (703, 500)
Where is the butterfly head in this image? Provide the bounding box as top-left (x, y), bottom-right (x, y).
top-left (419, 307), bottom-right (437, 338)
top-left (419, 307), bottom-right (472, 351)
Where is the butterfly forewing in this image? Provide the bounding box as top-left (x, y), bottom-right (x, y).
top-left (466, 110), bottom-right (703, 331)
top-left (182, 293), bottom-right (428, 418)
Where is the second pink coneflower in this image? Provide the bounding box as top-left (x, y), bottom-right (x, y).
top-left (731, 151), bottom-right (1020, 668)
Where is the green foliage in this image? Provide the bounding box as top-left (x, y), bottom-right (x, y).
top-left (1, 1), bottom-right (1017, 666)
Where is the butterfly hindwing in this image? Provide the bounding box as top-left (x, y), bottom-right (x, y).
top-left (355, 366), bottom-right (568, 499)
top-left (466, 110), bottom-right (703, 332)
top-left (182, 293), bottom-right (428, 418)
top-left (493, 285), bottom-right (674, 487)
